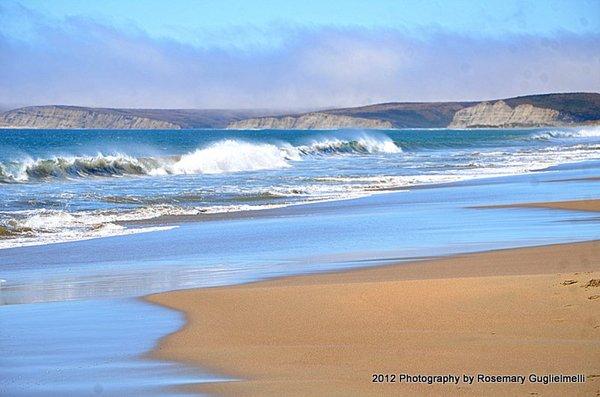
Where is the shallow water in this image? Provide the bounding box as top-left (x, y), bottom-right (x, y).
top-left (0, 298), bottom-right (222, 396)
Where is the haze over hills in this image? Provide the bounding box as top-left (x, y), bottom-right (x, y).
top-left (0, 93), bottom-right (598, 130)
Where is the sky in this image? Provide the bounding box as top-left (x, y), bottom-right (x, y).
top-left (0, 0), bottom-right (599, 109)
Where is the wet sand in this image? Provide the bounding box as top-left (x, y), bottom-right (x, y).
top-left (475, 198), bottom-right (600, 213)
top-left (509, 199), bottom-right (600, 212)
top-left (147, 200), bottom-right (600, 396)
top-left (547, 176), bottom-right (600, 183)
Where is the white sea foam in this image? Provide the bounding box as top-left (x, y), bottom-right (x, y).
top-left (0, 133), bottom-right (401, 182)
top-left (529, 126), bottom-right (600, 140)
top-left (0, 224), bottom-right (177, 250)
top-left (161, 140), bottom-right (293, 175)
top-left (0, 202), bottom-right (297, 249)
top-left (296, 133), bottom-right (401, 155)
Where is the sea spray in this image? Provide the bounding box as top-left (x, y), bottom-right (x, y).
top-left (296, 132), bottom-right (401, 155)
top-left (165, 140), bottom-right (293, 175)
top-left (0, 133), bottom-right (401, 182)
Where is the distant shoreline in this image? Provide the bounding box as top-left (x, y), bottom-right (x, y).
top-left (1, 124), bottom-right (598, 131)
top-left (2, 92), bottom-right (598, 130)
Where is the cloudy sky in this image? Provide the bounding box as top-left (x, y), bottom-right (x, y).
top-left (1, 0), bottom-right (599, 109)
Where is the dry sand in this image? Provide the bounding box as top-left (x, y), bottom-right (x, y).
top-left (147, 201), bottom-right (600, 396)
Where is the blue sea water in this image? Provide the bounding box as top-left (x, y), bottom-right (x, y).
top-left (1, 127), bottom-right (599, 249)
top-left (0, 299), bottom-right (220, 396)
top-left (1, 127), bottom-right (599, 395)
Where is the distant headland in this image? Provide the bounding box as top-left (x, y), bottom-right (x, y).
top-left (1, 92), bottom-right (598, 130)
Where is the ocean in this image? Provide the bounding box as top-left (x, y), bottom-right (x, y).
top-left (1, 127), bottom-right (599, 249)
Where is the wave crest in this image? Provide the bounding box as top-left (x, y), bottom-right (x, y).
top-left (0, 133), bottom-right (400, 182)
top-left (164, 140), bottom-right (293, 175)
top-left (530, 126), bottom-right (600, 140)
top-left (296, 134), bottom-right (400, 155)
top-left (0, 154), bottom-right (158, 183)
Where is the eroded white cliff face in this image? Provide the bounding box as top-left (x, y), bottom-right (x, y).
top-left (227, 112), bottom-right (392, 129)
top-left (449, 101), bottom-right (560, 128)
top-left (0, 107), bottom-right (181, 129)
top-left (2, 94), bottom-right (595, 130)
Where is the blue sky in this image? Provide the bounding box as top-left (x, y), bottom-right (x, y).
top-left (11, 0), bottom-right (600, 42)
top-left (1, 0), bottom-right (599, 108)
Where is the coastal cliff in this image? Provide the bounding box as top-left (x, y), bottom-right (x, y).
top-left (1, 93), bottom-right (598, 129)
top-left (449, 101), bottom-right (560, 128)
top-left (0, 106), bottom-right (288, 129)
top-left (227, 112), bottom-right (392, 129)
top-left (0, 106), bottom-right (181, 129)
top-left (229, 93), bottom-right (599, 129)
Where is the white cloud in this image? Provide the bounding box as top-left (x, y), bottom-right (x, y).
top-left (0, 8), bottom-right (598, 109)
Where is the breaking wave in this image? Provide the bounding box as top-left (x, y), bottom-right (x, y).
top-left (0, 155), bottom-right (156, 183)
top-left (0, 202), bottom-right (291, 249)
top-left (0, 133), bottom-right (400, 183)
top-left (529, 126), bottom-right (600, 141)
top-left (296, 134), bottom-right (400, 155)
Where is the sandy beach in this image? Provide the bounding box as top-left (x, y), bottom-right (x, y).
top-left (147, 199), bottom-right (600, 396)
top-left (3, 3), bottom-right (600, 394)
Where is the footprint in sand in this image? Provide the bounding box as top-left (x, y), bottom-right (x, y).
top-left (561, 280), bottom-right (578, 285)
top-left (584, 279), bottom-right (600, 288)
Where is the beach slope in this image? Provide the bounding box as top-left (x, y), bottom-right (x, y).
top-left (147, 242), bottom-right (600, 396)
top-left (147, 202), bottom-right (600, 396)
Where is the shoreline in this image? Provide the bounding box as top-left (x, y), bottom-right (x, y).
top-left (146, 198), bottom-right (600, 396)
top-left (1, 158), bottom-right (597, 251)
top-left (119, 175), bottom-right (600, 228)
top-left (476, 198), bottom-right (600, 213)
